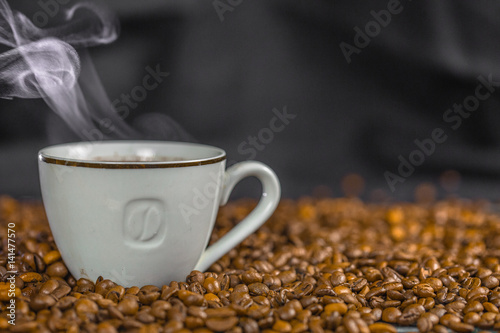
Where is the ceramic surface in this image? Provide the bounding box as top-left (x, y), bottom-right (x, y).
top-left (38, 141), bottom-right (280, 287)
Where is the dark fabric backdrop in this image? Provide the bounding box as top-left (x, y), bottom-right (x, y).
top-left (2, 0), bottom-right (500, 201)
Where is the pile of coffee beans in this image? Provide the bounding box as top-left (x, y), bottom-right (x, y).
top-left (1, 195), bottom-right (500, 332)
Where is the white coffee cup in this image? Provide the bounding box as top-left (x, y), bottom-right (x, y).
top-left (38, 141), bottom-right (280, 287)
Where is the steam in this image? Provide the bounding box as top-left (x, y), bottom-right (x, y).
top-left (0, 0), bottom-right (191, 141)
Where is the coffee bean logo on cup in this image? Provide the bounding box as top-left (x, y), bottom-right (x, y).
top-left (123, 199), bottom-right (165, 246)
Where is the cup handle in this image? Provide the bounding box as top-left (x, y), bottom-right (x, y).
top-left (194, 161), bottom-right (281, 272)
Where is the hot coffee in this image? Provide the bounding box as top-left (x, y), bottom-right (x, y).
top-left (38, 141), bottom-right (280, 286)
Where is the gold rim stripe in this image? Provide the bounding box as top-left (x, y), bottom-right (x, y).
top-left (40, 155), bottom-right (226, 169)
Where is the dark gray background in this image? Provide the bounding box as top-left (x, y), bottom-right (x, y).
top-left (2, 0), bottom-right (500, 201)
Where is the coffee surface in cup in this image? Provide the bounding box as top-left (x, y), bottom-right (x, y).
top-left (93, 155), bottom-right (183, 162)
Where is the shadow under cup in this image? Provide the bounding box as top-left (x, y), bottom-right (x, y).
top-left (38, 141), bottom-right (230, 287)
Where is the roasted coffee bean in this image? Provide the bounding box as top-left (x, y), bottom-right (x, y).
top-left (135, 309), bottom-right (155, 324)
top-left (205, 307), bottom-right (237, 318)
top-left (448, 321), bottom-right (475, 333)
top-left (204, 293), bottom-right (220, 303)
top-left (292, 282), bottom-right (313, 297)
top-left (102, 288), bottom-right (123, 304)
top-left (178, 290), bottom-right (206, 307)
top-left (272, 319), bottom-right (292, 332)
top-left (278, 270), bottom-right (297, 285)
top-left (228, 291), bottom-right (252, 308)
top-left (481, 311), bottom-right (496, 322)
top-left (383, 282), bottom-right (403, 292)
top-left (159, 285), bottom-right (178, 301)
top-left (75, 298), bottom-right (99, 315)
top-left (417, 316), bottom-right (433, 332)
top-left (446, 300), bottom-right (467, 314)
top-left (203, 277), bottom-right (220, 294)
top-left (422, 277), bottom-right (443, 291)
top-left (187, 270), bottom-right (205, 285)
top-left (418, 297), bottom-right (435, 310)
top-left (97, 298), bottom-right (116, 309)
top-left (184, 306), bottom-right (205, 322)
top-left (206, 316), bottom-right (238, 331)
top-left (229, 274), bottom-right (242, 289)
top-left (440, 313), bottom-right (461, 327)
top-left (239, 317), bottom-right (259, 333)
top-left (183, 316), bottom-right (203, 329)
top-left (46, 262), bottom-right (68, 278)
top-left (76, 278), bottom-right (94, 293)
top-left (356, 294), bottom-right (368, 307)
top-left (432, 324), bottom-right (448, 333)
top-left (365, 286), bottom-right (385, 299)
top-left (463, 300), bottom-right (483, 313)
top-left (147, 300), bottom-right (170, 320)
top-left (306, 302), bottom-right (323, 315)
top-left (397, 304), bottom-right (424, 325)
top-left (324, 302), bottom-right (347, 315)
top-left (39, 279), bottom-right (59, 295)
top-left (331, 285), bottom-right (350, 295)
top-left (86, 292), bottom-right (104, 303)
top-left (339, 293), bottom-right (360, 306)
top-left (369, 296), bottom-right (384, 308)
top-left (125, 287), bottom-right (141, 295)
top-left (52, 284), bottom-right (72, 300)
top-left (262, 274), bottom-right (281, 291)
top-left (242, 271), bottom-right (263, 285)
top-left (95, 280), bottom-right (116, 296)
top-left (464, 312), bottom-right (481, 325)
top-left (55, 295), bottom-right (77, 311)
top-left (279, 303), bottom-right (298, 320)
top-left (483, 302), bottom-right (499, 313)
top-left (321, 295), bottom-right (340, 306)
top-left (19, 272), bottom-right (43, 283)
top-left (482, 275), bottom-right (499, 289)
top-left (164, 307), bottom-right (185, 324)
top-left (247, 304), bottom-right (271, 319)
top-left (363, 268), bottom-right (383, 283)
top-left (382, 267), bottom-right (403, 282)
top-left (96, 322), bottom-right (118, 333)
top-left (105, 305), bottom-right (123, 320)
top-left (429, 306), bottom-right (447, 318)
top-left (299, 295), bottom-right (318, 308)
top-left (233, 284), bottom-right (249, 293)
top-left (161, 321), bottom-right (183, 333)
top-left (117, 298), bottom-right (139, 316)
top-left (30, 294), bottom-right (57, 311)
top-left (248, 282), bottom-right (269, 296)
top-left (386, 289), bottom-right (405, 301)
top-left (188, 281), bottom-right (205, 295)
top-left (463, 277), bottom-right (481, 289)
top-left (350, 277), bottom-right (367, 293)
top-left (381, 307), bottom-right (401, 323)
top-left (329, 271), bottom-right (347, 287)
top-left (312, 284), bottom-right (333, 297)
top-left (414, 283), bottom-right (436, 297)
top-left (217, 274), bottom-right (231, 291)
top-left (421, 312), bottom-right (439, 325)
top-left (138, 286), bottom-right (160, 305)
top-left (368, 322), bottom-right (397, 333)
top-left (381, 299), bottom-right (401, 308)
top-left (250, 296), bottom-right (268, 308)
top-left (466, 286), bottom-right (489, 300)
top-left (401, 276), bottom-right (420, 289)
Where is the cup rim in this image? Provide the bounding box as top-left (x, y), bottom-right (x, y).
top-left (38, 140), bottom-right (226, 169)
